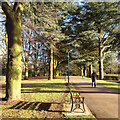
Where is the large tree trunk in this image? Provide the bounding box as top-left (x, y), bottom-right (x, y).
top-left (34, 61), bottom-right (37, 77)
top-left (34, 43), bottom-right (37, 77)
top-left (98, 28), bottom-right (104, 80)
top-left (48, 46), bottom-right (53, 80)
top-left (99, 56), bottom-right (104, 79)
top-left (24, 30), bottom-right (30, 79)
top-left (86, 68), bottom-right (89, 77)
top-left (89, 64), bottom-right (93, 78)
top-left (53, 52), bottom-right (55, 78)
top-left (54, 59), bottom-right (58, 77)
top-left (83, 65), bottom-right (86, 76)
top-left (2, 3), bottom-right (23, 100)
top-left (81, 66), bottom-right (84, 76)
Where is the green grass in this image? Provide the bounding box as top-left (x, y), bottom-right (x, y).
top-left (2, 109), bottom-right (42, 119)
top-left (2, 78), bottom-right (67, 119)
top-left (84, 77), bottom-right (120, 89)
top-left (97, 80), bottom-right (120, 89)
top-left (21, 79), bottom-right (66, 102)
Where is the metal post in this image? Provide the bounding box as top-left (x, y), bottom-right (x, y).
top-left (68, 51), bottom-right (69, 84)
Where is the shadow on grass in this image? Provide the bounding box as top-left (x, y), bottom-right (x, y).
top-left (9, 101), bottom-right (68, 113)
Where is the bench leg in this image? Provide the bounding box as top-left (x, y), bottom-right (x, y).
top-left (71, 99), bottom-right (73, 111)
top-left (82, 103), bottom-right (85, 112)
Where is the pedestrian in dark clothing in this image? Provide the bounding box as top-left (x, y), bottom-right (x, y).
top-left (91, 71), bottom-right (97, 87)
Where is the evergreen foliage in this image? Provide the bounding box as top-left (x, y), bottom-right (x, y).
top-left (58, 2), bottom-right (119, 79)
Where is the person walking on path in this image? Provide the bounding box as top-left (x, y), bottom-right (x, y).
top-left (91, 71), bottom-right (97, 87)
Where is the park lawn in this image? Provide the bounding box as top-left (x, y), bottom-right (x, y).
top-left (2, 78), bottom-right (67, 119)
top-left (84, 77), bottom-right (120, 89)
top-left (96, 80), bottom-right (120, 89)
top-left (21, 78), bottom-right (66, 102)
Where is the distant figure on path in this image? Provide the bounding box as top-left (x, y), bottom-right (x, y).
top-left (91, 71), bottom-right (97, 87)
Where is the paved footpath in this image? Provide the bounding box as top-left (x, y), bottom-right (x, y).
top-left (69, 76), bottom-right (119, 120)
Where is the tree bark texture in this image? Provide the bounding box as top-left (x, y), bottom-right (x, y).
top-left (2, 2), bottom-right (23, 100)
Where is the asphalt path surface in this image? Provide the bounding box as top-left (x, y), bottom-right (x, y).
top-left (69, 76), bottom-right (119, 120)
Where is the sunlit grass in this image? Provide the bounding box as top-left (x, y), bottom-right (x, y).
top-left (21, 79), bottom-right (66, 102)
top-left (97, 80), bottom-right (120, 89)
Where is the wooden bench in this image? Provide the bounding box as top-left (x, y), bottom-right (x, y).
top-left (70, 91), bottom-right (85, 112)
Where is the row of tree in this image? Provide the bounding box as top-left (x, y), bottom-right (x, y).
top-left (0, 1), bottom-right (119, 100)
